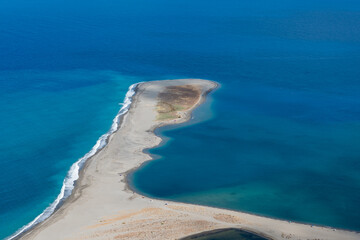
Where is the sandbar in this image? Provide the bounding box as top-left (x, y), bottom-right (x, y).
top-left (19, 79), bottom-right (359, 240)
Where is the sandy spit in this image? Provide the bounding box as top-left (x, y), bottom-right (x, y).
top-left (19, 79), bottom-right (359, 240)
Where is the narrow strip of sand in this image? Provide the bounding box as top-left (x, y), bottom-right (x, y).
top-left (20, 79), bottom-right (359, 240)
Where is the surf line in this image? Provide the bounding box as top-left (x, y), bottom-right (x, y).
top-left (7, 82), bottom-right (140, 240)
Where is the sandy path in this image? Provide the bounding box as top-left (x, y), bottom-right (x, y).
top-left (20, 79), bottom-right (359, 240)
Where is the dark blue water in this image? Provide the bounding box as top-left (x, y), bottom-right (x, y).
top-left (1, 0), bottom-right (360, 238)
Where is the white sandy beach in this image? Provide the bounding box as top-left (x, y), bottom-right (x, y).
top-left (19, 79), bottom-right (359, 240)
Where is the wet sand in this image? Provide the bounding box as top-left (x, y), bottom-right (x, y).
top-left (20, 79), bottom-right (359, 240)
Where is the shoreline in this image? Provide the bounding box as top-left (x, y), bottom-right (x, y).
top-left (16, 79), bottom-right (359, 240)
top-left (8, 83), bottom-right (140, 240)
top-left (125, 80), bottom-right (219, 197)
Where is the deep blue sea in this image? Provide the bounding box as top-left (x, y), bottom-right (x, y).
top-left (1, 0), bottom-right (360, 238)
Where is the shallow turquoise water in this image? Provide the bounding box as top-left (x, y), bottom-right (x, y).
top-left (1, 0), bottom-right (360, 238)
top-left (0, 70), bottom-right (139, 238)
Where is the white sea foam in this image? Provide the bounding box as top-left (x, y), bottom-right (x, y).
top-left (6, 82), bottom-right (140, 240)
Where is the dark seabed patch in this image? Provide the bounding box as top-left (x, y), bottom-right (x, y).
top-left (181, 228), bottom-right (270, 240)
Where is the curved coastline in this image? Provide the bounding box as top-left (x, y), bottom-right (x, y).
top-left (16, 79), bottom-right (360, 240)
top-left (128, 82), bottom-right (360, 233)
top-left (125, 81), bottom-right (219, 196)
top-left (7, 83), bottom-right (140, 240)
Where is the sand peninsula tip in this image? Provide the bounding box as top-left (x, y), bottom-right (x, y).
top-left (18, 79), bottom-right (359, 240)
